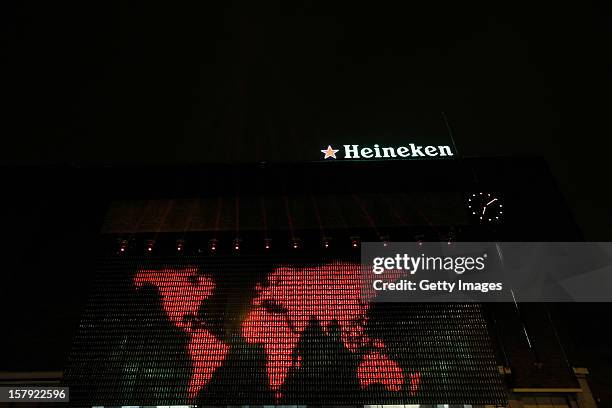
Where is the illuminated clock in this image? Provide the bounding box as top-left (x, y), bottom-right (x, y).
top-left (467, 192), bottom-right (503, 223)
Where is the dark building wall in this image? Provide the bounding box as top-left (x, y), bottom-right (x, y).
top-left (0, 157), bottom-right (608, 404)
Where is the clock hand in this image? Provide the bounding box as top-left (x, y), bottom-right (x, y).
top-left (482, 198), bottom-right (498, 215)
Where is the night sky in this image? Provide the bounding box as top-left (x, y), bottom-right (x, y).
top-left (3, 1), bottom-right (611, 238)
top-left (2, 0), bottom-right (612, 404)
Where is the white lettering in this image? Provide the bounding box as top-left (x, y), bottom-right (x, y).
top-left (425, 146), bottom-right (438, 156)
top-left (382, 147), bottom-right (397, 158)
top-left (361, 147), bottom-right (373, 158)
top-left (397, 146), bottom-right (410, 157)
top-left (333, 144), bottom-right (454, 160)
top-left (344, 145), bottom-right (360, 159)
top-left (373, 144), bottom-right (382, 158)
top-left (419, 280), bottom-right (456, 292)
top-left (438, 145), bottom-right (453, 156)
top-left (372, 257), bottom-right (385, 274)
top-left (410, 143), bottom-right (425, 157)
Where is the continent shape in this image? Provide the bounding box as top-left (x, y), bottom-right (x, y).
top-left (242, 262), bottom-right (417, 399)
top-left (134, 267), bottom-right (230, 399)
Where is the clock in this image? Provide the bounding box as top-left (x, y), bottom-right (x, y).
top-left (467, 192), bottom-right (503, 223)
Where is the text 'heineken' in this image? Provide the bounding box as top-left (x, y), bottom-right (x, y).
top-left (321, 144), bottom-right (454, 160)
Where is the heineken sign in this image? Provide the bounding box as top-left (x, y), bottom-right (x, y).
top-left (320, 144), bottom-right (454, 160)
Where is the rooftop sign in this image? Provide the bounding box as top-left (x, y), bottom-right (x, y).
top-left (321, 144), bottom-right (454, 160)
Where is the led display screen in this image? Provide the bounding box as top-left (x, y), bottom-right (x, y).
top-left (65, 256), bottom-right (506, 406)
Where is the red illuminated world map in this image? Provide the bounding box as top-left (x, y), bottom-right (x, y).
top-left (134, 263), bottom-right (420, 401)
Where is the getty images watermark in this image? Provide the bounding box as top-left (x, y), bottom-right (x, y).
top-left (361, 242), bottom-right (612, 302)
top-left (371, 252), bottom-right (501, 294)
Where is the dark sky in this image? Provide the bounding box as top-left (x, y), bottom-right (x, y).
top-left (3, 1), bottom-right (611, 239)
top-left (2, 2), bottom-right (612, 404)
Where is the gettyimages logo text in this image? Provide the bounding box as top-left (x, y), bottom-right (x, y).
top-left (320, 144), bottom-right (454, 160)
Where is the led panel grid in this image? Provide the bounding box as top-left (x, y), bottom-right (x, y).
top-left (65, 256), bottom-right (507, 406)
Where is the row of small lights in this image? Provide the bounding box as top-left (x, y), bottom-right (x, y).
top-left (118, 236), bottom-right (376, 254)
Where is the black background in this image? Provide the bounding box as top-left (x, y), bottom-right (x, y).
top-left (2, 1), bottom-right (611, 238)
top-left (2, 0), bottom-right (612, 405)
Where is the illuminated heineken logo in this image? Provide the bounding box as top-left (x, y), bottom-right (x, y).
top-left (320, 144), bottom-right (454, 160)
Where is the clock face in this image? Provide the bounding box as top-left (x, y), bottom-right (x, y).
top-left (467, 192), bottom-right (503, 223)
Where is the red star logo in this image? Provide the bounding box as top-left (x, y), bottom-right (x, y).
top-left (321, 145), bottom-right (339, 159)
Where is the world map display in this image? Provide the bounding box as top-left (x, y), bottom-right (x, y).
top-left (134, 263), bottom-right (420, 402)
top-left (65, 255), bottom-right (506, 406)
